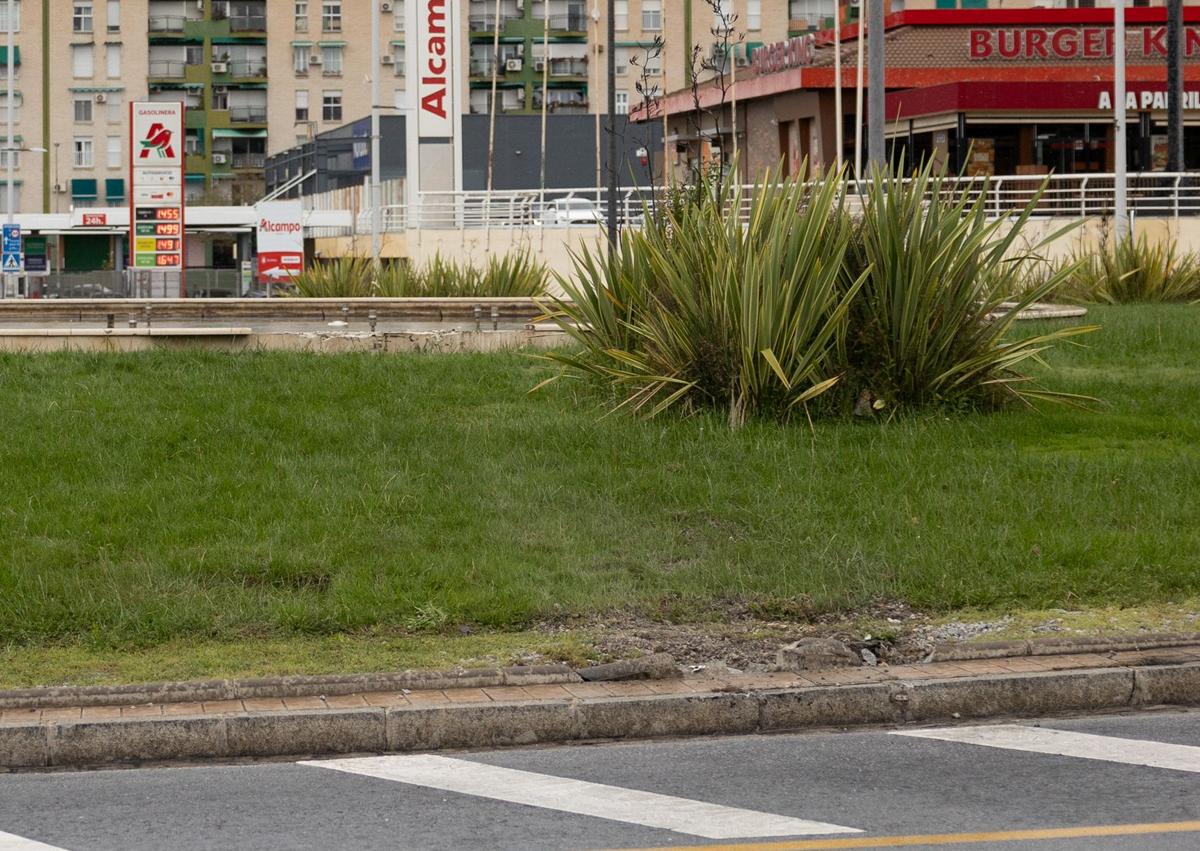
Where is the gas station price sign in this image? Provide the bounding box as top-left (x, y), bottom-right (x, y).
top-left (130, 102), bottom-right (185, 276)
top-left (133, 206), bottom-right (185, 268)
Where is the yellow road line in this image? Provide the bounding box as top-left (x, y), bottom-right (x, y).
top-left (609, 820), bottom-right (1200, 851)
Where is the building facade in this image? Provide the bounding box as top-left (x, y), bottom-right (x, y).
top-left (652, 3), bottom-right (1187, 181)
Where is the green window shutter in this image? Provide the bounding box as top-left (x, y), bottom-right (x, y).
top-left (71, 178), bottom-right (98, 200)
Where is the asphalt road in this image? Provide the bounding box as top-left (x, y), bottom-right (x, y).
top-left (1, 709), bottom-right (1198, 851)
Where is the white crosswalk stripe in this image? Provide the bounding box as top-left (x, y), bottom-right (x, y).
top-left (893, 724), bottom-right (1200, 773)
top-left (0, 832), bottom-right (68, 851)
top-left (300, 754), bottom-right (862, 840)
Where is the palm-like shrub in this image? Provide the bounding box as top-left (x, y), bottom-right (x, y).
top-left (539, 167), bottom-right (864, 426)
top-left (290, 251), bottom-right (548, 298)
top-left (539, 160), bottom-right (1097, 423)
top-left (1056, 233), bottom-right (1200, 304)
top-left (845, 160), bottom-right (1096, 409)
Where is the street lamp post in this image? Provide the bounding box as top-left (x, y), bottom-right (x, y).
top-left (1113, 0), bottom-right (1128, 240)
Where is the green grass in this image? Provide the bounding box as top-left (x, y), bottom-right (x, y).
top-left (1, 305), bottom-right (1198, 681)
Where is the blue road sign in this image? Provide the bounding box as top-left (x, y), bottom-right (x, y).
top-left (2, 223), bottom-right (22, 274)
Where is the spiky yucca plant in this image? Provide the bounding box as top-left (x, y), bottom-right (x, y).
top-left (1057, 233), bottom-right (1200, 304)
top-left (538, 165), bottom-right (865, 426)
top-left (289, 251), bottom-right (548, 298)
top-left (845, 160), bottom-right (1097, 410)
top-left (539, 159), bottom-right (1097, 423)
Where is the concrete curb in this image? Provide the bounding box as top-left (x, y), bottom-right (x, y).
top-left (927, 632), bottom-right (1200, 662)
top-left (3, 662), bottom-right (1197, 770)
top-left (0, 665), bottom-right (581, 711)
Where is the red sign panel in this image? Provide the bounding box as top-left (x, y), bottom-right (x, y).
top-left (82, 213), bottom-right (107, 226)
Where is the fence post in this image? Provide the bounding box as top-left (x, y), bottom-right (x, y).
top-left (1175, 174), bottom-right (1182, 219)
top-left (993, 177), bottom-right (1002, 219)
top-left (1080, 177), bottom-right (1088, 219)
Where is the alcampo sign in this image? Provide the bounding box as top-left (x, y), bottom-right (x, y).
top-left (417, 0), bottom-right (453, 138)
top-left (970, 27), bottom-right (1200, 60)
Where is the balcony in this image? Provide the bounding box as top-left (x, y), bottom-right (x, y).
top-left (547, 12), bottom-right (589, 31)
top-left (468, 11), bottom-right (523, 32)
top-left (148, 59), bottom-right (187, 78)
top-left (227, 60), bottom-right (268, 78)
top-left (148, 15), bottom-right (186, 33)
top-left (229, 14), bottom-right (267, 32)
top-left (469, 58), bottom-right (524, 77)
top-left (548, 57), bottom-right (587, 77)
top-left (228, 105), bottom-right (267, 124)
top-left (231, 152), bottom-right (266, 169)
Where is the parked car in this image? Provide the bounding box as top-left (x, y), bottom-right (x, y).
top-left (539, 198), bottom-right (605, 226)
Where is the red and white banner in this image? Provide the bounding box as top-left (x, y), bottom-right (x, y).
top-left (255, 201), bottom-right (304, 283)
top-left (414, 0), bottom-right (454, 139)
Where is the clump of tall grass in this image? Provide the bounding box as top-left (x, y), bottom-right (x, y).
top-left (289, 250), bottom-right (548, 298)
top-left (538, 159), bottom-right (1097, 424)
top-left (1055, 234), bottom-right (1200, 304)
top-left (843, 161), bottom-right (1094, 410)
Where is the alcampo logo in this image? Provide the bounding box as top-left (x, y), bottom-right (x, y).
top-left (139, 123), bottom-right (176, 159)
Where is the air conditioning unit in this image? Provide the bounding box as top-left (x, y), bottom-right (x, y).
top-left (381, 55), bottom-right (394, 65)
top-left (53, 183), bottom-right (66, 194)
top-left (309, 54), bottom-right (322, 64)
top-left (211, 62), bottom-right (228, 73)
top-left (381, 1), bottom-right (392, 9)
top-left (505, 58), bottom-right (522, 72)
top-left (212, 153), bottom-right (228, 164)
top-left (94, 93), bottom-right (108, 103)
top-left (533, 59), bottom-right (545, 71)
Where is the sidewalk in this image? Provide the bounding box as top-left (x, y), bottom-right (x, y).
top-left (3, 645), bottom-right (1199, 770)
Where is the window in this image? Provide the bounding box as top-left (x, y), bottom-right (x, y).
top-left (641, 0), bottom-right (660, 31)
top-left (73, 95), bottom-right (93, 122)
top-left (392, 43), bottom-right (405, 76)
top-left (106, 0), bottom-right (119, 30)
top-left (106, 93), bottom-right (122, 122)
top-left (212, 88), bottom-right (228, 110)
top-left (0, 92), bottom-right (20, 121)
top-left (0, 147), bottom-right (19, 169)
top-left (185, 44), bottom-right (204, 65)
top-left (614, 0), bottom-right (627, 29)
top-left (106, 43), bottom-right (121, 78)
top-left (712, 0), bottom-right (732, 32)
top-left (106, 135), bottom-right (120, 168)
top-left (393, 0), bottom-right (404, 30)
top-left (321, 45), bottom-right (343, 74)
top-left (295, 89), bottom-right (309, 121)
top-left (321, 0), bottom-right (341, 32)
top-left (74, 137), bottom-right (94, 167)
top-left (73, 1), bottom-right (93, 32)
top-left (644, 49), bottom-right (661, 75)
top-left (789, 0), bottom-right (834, 22)
top-left (0, 0), bottom-right (20, 31)
top-left (322, 89), bottom-right (342, 121)
top-left (294, 0), bottom-right (307, 30)
top-left (293, 45), bottom-right (309, 73)
top-left (71, 44), bottom-right (94, 78)
top-left (747, 0), bottom-right (761, 29)
top-left (615, 90), bottom-right (628, 114)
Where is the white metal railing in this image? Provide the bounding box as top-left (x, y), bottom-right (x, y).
top-left (349, 172), bottom-right (1197, 232)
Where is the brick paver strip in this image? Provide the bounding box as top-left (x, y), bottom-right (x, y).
top-left (3, 647), bottom-right (1196, 730)
top-left (443, 688), bottom-right (492, 704)
top-left (281, 696), bottom-right (328, 711)
top-left (242, 698), bottom-right (288, 713)
top-left (521, 685), bottom-right (576, 700)
top-left (482, 687), bottom-right (533, 702)
top-left (160, 701), bottom-right (206, 717)
top-left (404, 691), bottom-right (451, 705)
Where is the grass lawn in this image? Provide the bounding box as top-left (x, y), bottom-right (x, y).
top-left (1, 304), bottom-right (1197, 686)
